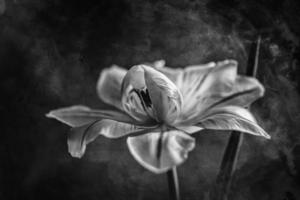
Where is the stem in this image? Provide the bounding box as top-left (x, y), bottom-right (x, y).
top-left (167, 167), bottom-right (181, 200)
top-left (246, 35), bottom-right (261, 77)
top-left (210, 35), bottom-right (261, 200)
top-left (210, 132), bottom-right (244, 200)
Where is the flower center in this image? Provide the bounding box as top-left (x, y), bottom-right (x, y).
top-left (139, 87), bottom-right (152, 108)
top-left (128, 87), bottom-right (160, 120)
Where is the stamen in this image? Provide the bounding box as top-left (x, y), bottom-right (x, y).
top-left (127, 87), bottom-right (156, 121)
top-left (140, 88), bottom-right (152, 108)
top-left (131, 89), bottom-right (148, 111)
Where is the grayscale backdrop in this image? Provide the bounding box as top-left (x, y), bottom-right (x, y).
top-left (0, 0), bottom-right (299, 199)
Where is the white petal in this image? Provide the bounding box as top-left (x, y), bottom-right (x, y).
top-left (121, 65), bottom-right (156, 122)
top-left (144, 66), bottom-right (183, 124)
top-left (46, 105), bottom-right (136, 127)
top-left (152, 63), bottom-right (183, 87)
top-left (152, 60), bottom-right (166, 68)
top-left (68, 119), bottom-right (152, 158)
top-left (180, 60), bottom-right (236, 116)
top-left (194, 60), bottom-right (237, 94)
top-left (194, 106), bottom-right (270, 139)
top-left (97, 65), bottom-right (127, 110)
top-left (175, 126), bottom-right (204, 134)
top-left (223, 76), bottom-right (265, 106)
top-left (127, 130), bottom-right (195, 173)
top-left (121, 65), bottom-right (182, 125)
top-left (179, 60), bottom-right (265, 123)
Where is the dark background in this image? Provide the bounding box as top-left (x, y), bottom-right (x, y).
top-left (1, 0), bottom-right (300, 199)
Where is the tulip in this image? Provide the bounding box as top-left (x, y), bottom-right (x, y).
top-left (46, 59), bottom-right (270, 174)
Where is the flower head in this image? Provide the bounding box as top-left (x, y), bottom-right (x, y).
top-left (46, 60), bottom-right (270, 173)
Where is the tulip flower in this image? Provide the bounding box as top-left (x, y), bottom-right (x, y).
top-left (46, 59), bottom-right (270, 173)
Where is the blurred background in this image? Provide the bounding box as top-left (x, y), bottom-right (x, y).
top-left (0, 0), bottom-right (299, 199)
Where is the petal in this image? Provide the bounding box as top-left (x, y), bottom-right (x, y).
top-left (232, 76), bottom-right (265, 105)
top-left (121, 65), bottom-right (182, 125)
top-left (46, 105), bottom-right (136, 127)
top-left (175, 125), bottom-right (204, 134)
top-left (194, 106), bottom-right (270, 139)
top-left (179, 60), bottom-right (265, 123)
top-left (127, 130), bottom-right (195, 173)
top-left (144, 66), bottom-right (183, 124)
top-left (97, 65), bottom-right (127, 110)
top-left (180, 60), bottom-right (236, 117)
top-left (203, 76), bottom-right (265, 109)
top-left (68, 119), bottom-right (152, 158)
top-left (193, 60), bottom-right (237, 94)
top-left (152, 61), bottom-right (183, 87)
top-left (121, 65), bottom-right (156, 122)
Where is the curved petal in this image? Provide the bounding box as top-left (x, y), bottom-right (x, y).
top-left (207, 76), bottom-right (265, 108)
top-left (127, 130), bottom-right (195, 174)
top-left (153, 61), bottom-right (217, 97)
top-left (121, 65), bottom-right (154, 122)
top-left (178, 60), bottom-right (265, 123)
top-left (121, 65), bottom-right (182, 125)
top-left (68, 119), bottom-right (153, 158)
top-left (175, 125), bottom-right (203, 134)
top-left (144, 66), bottom-right (183, 124)
top-left (46, 105), bottom-right (136, 127)
top-left (191, 106), bottom-right (270, 139)
top-left (97, 65), bottom-right (127, 110)
top-left (180, 60), bottom-right (236, 117)
top-left (152, 60), bottom-right (183, 87)
top-left (153, 60), bottom-right (263, 111)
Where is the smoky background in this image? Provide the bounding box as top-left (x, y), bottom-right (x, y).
top-left (0, 0), bottom-right (299, 199)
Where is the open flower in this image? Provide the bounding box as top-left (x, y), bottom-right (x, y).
top-left (46, 60), bottom-right (270, 173)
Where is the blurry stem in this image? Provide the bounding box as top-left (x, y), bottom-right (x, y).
top-left (246, 36), bottom-right (261, 77)
top-left (210, 35), bottom-right (261, 200)
top-left (167, 167), bottom-right (181, 200)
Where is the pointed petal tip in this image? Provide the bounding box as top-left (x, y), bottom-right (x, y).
top-left (263, 132), bottom-right (271, 140)
top-left (194, 106), bottom-right (271, 140)
top-left (207, 61), bottom-right (216, 67)
top-left (45, 111), bottom-right (59, 120)
top-left (45, 112), bottom-right (52, 118)
top-left (257, 129), bottom-right (270, 139)
top-left (153, 60), bottom-right (166, 68)
top-left (69, 151), bottom-right (84, 158)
